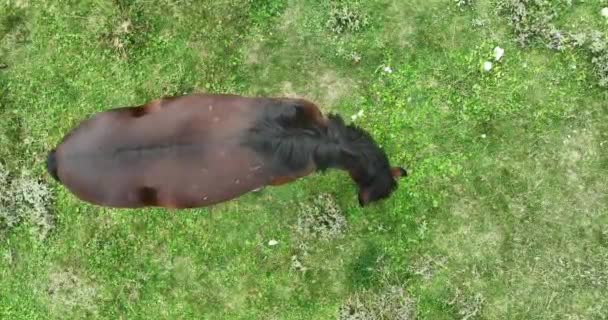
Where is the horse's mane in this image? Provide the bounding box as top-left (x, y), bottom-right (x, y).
top-left (244, 101), bottom-right (397, 201)
top-left (243, 99), bottom-right (325, 173)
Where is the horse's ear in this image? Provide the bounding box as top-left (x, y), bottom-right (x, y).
top-left (391, 167), bottom-right (407, 179)
top-left (358, 189), bottom-right (371, 207)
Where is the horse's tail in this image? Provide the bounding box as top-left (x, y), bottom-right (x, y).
top-left (46, 149), bottom-right (60, 182)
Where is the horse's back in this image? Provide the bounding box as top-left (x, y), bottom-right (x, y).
top-left (55, 94), bottom-right (278, 208)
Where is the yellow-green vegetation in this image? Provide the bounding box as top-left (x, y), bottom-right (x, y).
top-left (1, 0), bottom-right (607, 319)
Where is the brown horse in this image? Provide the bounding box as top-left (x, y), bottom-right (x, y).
top-left (47, 93), bottom-right (406, 209)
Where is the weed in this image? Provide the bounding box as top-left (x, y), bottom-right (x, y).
top-left (408, 255), bottom-right (447, 281)
top-left (326, 1), bottom-right (370, 34)
top-left (100, 2), bottom-right (153, 60)
top-left (471, 18), bottom-right (487, 28)
top-left (547, 27), bottom-right (566, 51)
top-left (289, 193), bottom-right (346, 275)
top-left (295, 193), bottom-right (347, 240)
top-left (290, 253), bottom-right (307, 273)
top-left (497, 0), bottom-right (555, 46)
top-left (588, 31), bottom-right (608, 87)
top-left (338, 286), bottom-right (416, 320)
top-left (569, 32), bottom-right (587, 48)
top-left (46, 268), bottom-right (99, 317)
top-left (0, 163), bottom-right (54, 240)
top-left (448, 288), bottom-right (485, 320)
top-left (455, 0), bottom-right (474, 9)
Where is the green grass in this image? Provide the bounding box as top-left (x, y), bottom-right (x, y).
top-left (1, 0), bottom-right (607, 319)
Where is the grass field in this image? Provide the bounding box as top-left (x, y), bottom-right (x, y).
top-left (1, 0), bottom-right (608, 319)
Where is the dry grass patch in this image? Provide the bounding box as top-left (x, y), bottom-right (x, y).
top-left (0, 163), bottom-right (54, 241)
top-left (289, 193), bottom-right (347, 273)
top-left (277, 69), bottom-right (357, 110)
top-left (325, 1), bottom-right (370, 35)
top-left (45, 267), bottom-right (100, 317)
top-left (338, 286), bottom-right (416, 320)
top-left (294, 193), bottom-right (347, 241)
top-left (408, 254), bottom-right (447, 281)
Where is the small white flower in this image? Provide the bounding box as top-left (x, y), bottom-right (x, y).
top-left (481, 134), bottom-right (487, 139)
top-left (494, 46), bottom-right (505, 61)
top-left (268, 239), bottom-right (279, 246)
top-left (483, 61), bottom-right (493, 72)
top-left (601, 7), bottom-right (608, 18)
top-left (383, 66), bottom-right (393, 73)
top-left (350, 110), bottom-right (364, 121)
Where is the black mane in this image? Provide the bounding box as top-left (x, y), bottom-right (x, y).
top-left (243, 99), bottom-right (326, 174)
top-left (244, 101), bottom-right (399, 204)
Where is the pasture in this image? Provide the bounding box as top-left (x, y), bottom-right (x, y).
top-left (1, 0), bottom-right (607, 319)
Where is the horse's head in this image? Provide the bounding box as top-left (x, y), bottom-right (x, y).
top-left (355, 165), bottom-right (407, 207)
top-left (324, 114), bottom-right (407, 207)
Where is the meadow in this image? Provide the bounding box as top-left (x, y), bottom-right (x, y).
top-left (1, 0), bottom-right (607, 319)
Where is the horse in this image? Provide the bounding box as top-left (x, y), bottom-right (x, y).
top-left (46, 93), bottom-right (407, 209)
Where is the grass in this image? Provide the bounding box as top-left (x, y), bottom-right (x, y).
top-left (1, 0), bottom-right (607, 319)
